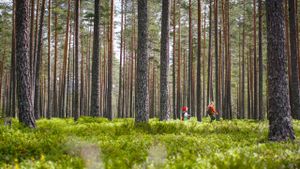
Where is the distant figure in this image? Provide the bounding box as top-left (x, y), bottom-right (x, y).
top-left (207, 102), bottom-right (218, 122)
top-left (181, 106), bottom-right (190, 121)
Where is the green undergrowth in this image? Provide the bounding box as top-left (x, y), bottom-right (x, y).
top-left (0, 117), bottom-right (299, 169)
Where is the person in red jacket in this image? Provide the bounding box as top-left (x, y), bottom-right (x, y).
top-left (181, 106), bottom-right (190, 121)
top-left (207, 101), bottom-right (218, 122)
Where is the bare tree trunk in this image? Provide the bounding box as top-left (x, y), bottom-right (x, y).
top-left (74, 0), bottom-right (80, 121)
top-left (214, 0), bottom-right (220, 119)
top-left (160, 0), bottom-right (170, 120)
top-left (253, 0), bottom-right (258, 119)
top-left (258, 0), bottom-right (263, 120)
top-left (223, 0), bottom-right (231, 119)
top-left (177, 0), bottom-right (181, 119)
top-left (80, 43), bottom-right (85, 116)
top-left (188, 0), bottom-right (194, 116)
top-left (59, 0), bottom-right (70, 117)
top-left (241, 0), bottom-right (246, 119)
top-left (129, 4), bottom-right (136, 118)
top-left (288, 0), bottom-right (300, 119)
top-left (47, 0), bottom-right (51, 119)
top-left (10, 0), bottom-right (16, 118)
top-left (197, 0), bottom-right (202, 122)
top-left (172, 0), bottom-right (177, 120)
top-left (118, 0), bottom-right (124, 118)
top-left (15, 0), bottom-right (36, 128)
top-left (202, 10), bottom-right (206, 115)
top-left (53, 13), bottom-right (58, 117)
top-left (266, 0), bottom-right (295, 141)
top-left (29, 0), bottom-right (35, 81)
top-left (207, 0), bottom-right (213, 106)
top-left (34, 0), bottom-right (46, 119)
top-left (135, 0), bottom-right (149, 122)
top-left (107, 0), bottom-right (114, 120)
top-left (32, 0), bottom-right (40, 82)
top-left (91, 0), bottom-right (101, 117)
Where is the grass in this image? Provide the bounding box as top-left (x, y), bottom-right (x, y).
top-left (0, 117), bottom-right (299, 169)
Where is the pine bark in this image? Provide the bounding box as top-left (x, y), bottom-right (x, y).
top-left (258, 0), bottom-right (263, 120)
top-left (47, 0), bottom-right (51, 119)
top-left (197, 0), bottom-right (202, 122)
top-left (160, 0), bottom-right (170, 121)
top-left (266, 0), bottom-right (295, 141)
top-left (135, 0), bottom-right (149, 122)
top-left (223, 0), bottom-right (231, 119)
top-left (177, 1), bottom-right (181, 119)
top-left (207, 0), bottom-right (213, 105)
top-left (214, 0), bottom-right (220, 118)
top-left (188, 0), bottom-right (194, 116)
top-left (91, 0), bottom-right (101, 117)
top-left (74, 0), bottom-right (80, 121)
top-left (59, 0), bottom-right (71, 117)
top-left (288, 0), bottom-right (300, 119)
top-left (10, 0), bottom-right (16, 118)
top-left (15, 0), bottom-right (36, 128)
top-left (118, 0), bottom-right (124, 118)
top-left (107, 0), bottom-right (114, 120)
top-left (241, 0), bottom-right (246, 119)
top-left (172, 0), bottom-right (177, 120)
top-left (253, 0), bottom-right (258, 119)
top-left (34, 0), bottom-right (46, 119)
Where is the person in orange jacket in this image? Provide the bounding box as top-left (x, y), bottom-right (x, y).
top-left (207, 101), bottom-right (219, 122)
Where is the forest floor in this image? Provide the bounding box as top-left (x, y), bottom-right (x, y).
top-left (0, 117), bottom-right (299, 169)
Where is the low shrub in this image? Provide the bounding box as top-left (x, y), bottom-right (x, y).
top-left (0, 117), bottom-right (299, 168)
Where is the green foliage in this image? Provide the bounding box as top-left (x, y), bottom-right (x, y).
top-left (0, 118), bottom-right (299, 169)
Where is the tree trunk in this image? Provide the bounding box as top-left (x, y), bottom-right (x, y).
top-left (241, 0), bottom-right (246, 119)
top-left (188, 0), bottom-right (193, 116)
top-left (130, 5), bottom-right (136, 118)
top-left (202, 11), bottom-right (206, 115)
top-left (135, 0), bottom-right (149, 122)
top-left (47, 0), bottom-right (51, 119)
top-left (15, 0), bottom-right (36, 128)
top-left (253, 0), bottom-right (258, 119)
top-left (91, 0), bottom-right (101, 117)
top-left (59, 0), bottom-right (70, 117)
top-left (266, 0), bottom-right (295, 141)
top-left (197, 0), bottom-right (202, 122)
top-left (258, 0), bottom-right (263, 120)
top-left (288, 0), bottom-right (300, 119)
top-left (107, 0), bottom-right (114, 120)
top-left (214, 0), bottom-right (220, 118)
top-left (118, 0), bottom-right (124, 118)
top-left (177, 1), bottom-right (181, 119)
top-left (160, 0), bottom-right (170, 120)
top-left (10, 0), bottom-right (16, 118)
top-left (74, 0), bottom-right (80, 121)
top-left (34, 0), bottom-right (46, 119)
top-left (32, 0), bottom-right (40, 81)
top-left (29, 0), bottom-right (35, 81)
top-left (53, 13), bottom-right (58, 117)
top-left (172, 0), bottom-right (177, 120)
top-left (207, 0), bottom-right (213, 106)
top-left (223, 0), bottom-right (231, 119)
